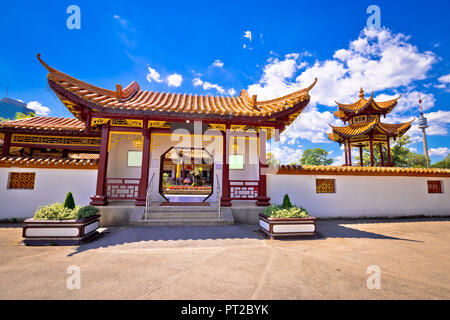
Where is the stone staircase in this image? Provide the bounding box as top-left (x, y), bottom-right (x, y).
top-left (130, 203), bottom-right (234, 226)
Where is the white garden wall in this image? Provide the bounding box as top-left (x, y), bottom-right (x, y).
top-left (267, 174), bottom-right (450, 218)
top-left (0, 167), bottom-right (97, 220)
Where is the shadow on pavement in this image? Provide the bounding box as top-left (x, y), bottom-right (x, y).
top-left (65, 217), bottom-right (443, 255)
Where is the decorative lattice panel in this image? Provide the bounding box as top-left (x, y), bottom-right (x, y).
top-left (316, 179), bottom-right (335, 194)
top-left (427, 180), bottom-right (442, 194)
top-left (8, 172), bottom-right (36, 189)
top-left (230, 180), bottom-right (259, 199)
top-left (11, 135), bottom-right (101, 146)
top-left (106, 178), bottom-right (140, 199)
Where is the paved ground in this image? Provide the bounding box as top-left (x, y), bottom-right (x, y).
top-left (0, 218), bottom-right (449, 299)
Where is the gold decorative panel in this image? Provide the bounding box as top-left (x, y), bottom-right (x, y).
top-left (8, 172), bottom-right (36, 189)
top-left (11, 134), bottom-right (101, 147)
top-left (148, 121), bottom-right (166, 128)
top-left (316, 179), bottom-right (336, 193)
top-left (110, 119), bottom-right (143, 128)
top-left (209, 124), bottom-right (226, 131)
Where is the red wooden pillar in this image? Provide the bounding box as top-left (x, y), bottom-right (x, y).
top-left (379, 144), bottom-right (385, 167)
top-left (256, 129), bottom-right (270, 206)
top-left (369, 135), bottom-right (374, 166)
top-left (359, 145), bottom-right (364, 166)
top-left (1, 132), bottom-right (11, 156)
top-left (90, 123), bottom-right (110, 206)
top-left (387, 138), bottom-right (392, 166)
top-left (347, 141), bottom-right (352, 166)
top-left (221, 124), bottom-right (232, 206)
top-left (136, 124), bottom-right (151, 206)
top-left (344, 142), bottom-right (348, 166)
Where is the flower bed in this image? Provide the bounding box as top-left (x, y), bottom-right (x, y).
top-left (259, 195), bottom-right (316, 239)
top-left (165, 186), bottom-right (212, 195)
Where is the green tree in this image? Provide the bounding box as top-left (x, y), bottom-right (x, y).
top-left (354, 135), bottom-right (430, 168)
top-left (299, 148), bottom-right (334, 166)
top-left (0, 111), bottom-right (35, 122)
top-left (63, 192), bottom-right (76, 210)
top-left (266, 152), bottom-right (279, 166)
top-left (282, 194), bottom-right (293, 209)
top-left (15, 111), bottom-right (35, 119)
top-left (431, 155), bottom-right (450, 169)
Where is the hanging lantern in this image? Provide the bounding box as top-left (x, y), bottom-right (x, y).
top-left (232, 136), bottom-right (239, 152)
top-left (133, 136), bottom-right (143, 149)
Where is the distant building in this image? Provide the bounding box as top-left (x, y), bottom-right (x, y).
top-left (0, 97), bottom-right (33, 119)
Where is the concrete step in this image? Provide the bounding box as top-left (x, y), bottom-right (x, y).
top-left (149, 205), bottom-right (218, 213)
top-left (147, 212), bottom-right (220, 219)
top-left (140, 218), bottom-right (234, 226)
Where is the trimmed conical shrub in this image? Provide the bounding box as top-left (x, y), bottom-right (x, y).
top-left (282, 194), bottom-right (292, 209)
top-left (63, 192), bottom-right (75, 210)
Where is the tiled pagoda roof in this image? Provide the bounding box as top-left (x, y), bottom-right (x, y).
top-left (38, 54), bottom-right (317, 124)
top-left (0, 117), bottom-right (85, 132)
top-left (329, 119), bottom-right (413, 142)
top-left (334, 88), bottom-right (400, 119)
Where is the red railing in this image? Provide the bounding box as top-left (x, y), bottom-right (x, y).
top-left (106, 178), bottom-right (140, 200)
top-left (229, 180), bottom-right (259, 200)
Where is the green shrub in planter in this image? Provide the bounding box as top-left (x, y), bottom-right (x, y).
top-left (34, 203), bottom-right (79, 220)
top-left (77, 206), bottom-right (100, 219)
top-left (264, 204), bottom-right (309, 219)
top-left (282, 194), bottom-right (293, 209)
top-left (63, 192), bottom-right (76, 210)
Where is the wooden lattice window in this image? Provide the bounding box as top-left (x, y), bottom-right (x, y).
top-left (352, 115), bottom-right (367, 124)
top-left (316, 179), bottom-right (335, 193)
top-left (8, 172), bottom-right (36, 190)
top-left (427, 180), bottom-right (442, 194)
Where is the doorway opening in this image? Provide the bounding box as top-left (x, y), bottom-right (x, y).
top-left (159, 147), bottom-right (214, 202)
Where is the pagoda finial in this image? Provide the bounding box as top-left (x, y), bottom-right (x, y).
top-left (359, 87), bottom-right (365, 99)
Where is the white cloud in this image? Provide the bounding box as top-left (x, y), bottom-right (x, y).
top-left (243, 31), bottom-right (252, 41)
top-left (281, 107), bottom-right (338, 143)
top-left (247, 53), bottom-right (305, 100)
top-left (166, 73), bottom-right (183, 87)
top-left (227, 88), bottom-right (236, 96)
top-left (247, 27), bottom-right (441, 144)
top-left (146, 66), bottom-right (163, 83)
top-left (267, 144), bottom-right (303, 164)
top-left (212, 59), bottom-right (224, 68)
top-left (27, 101), bottom-right (50, 116)
top-left (113, 15), bottom-right (129, 29)
top-left (438, 74), bottom-right (450, 83)
top-left (193, 78), bottom-right (224, 94)
top-left (193, 77), bottom-right (235, 96)
top-left (429, 147), bottom-right (450, 157)
top-left (296, 27), bottom-right (436, 106)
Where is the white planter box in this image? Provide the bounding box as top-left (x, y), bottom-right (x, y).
top-left (22, 214), bottom-right (101, 245)
top-left (259, 213), bottom-right (316, 239)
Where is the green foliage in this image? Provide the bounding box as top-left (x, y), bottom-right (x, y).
top-left (34, 203), bottom-right (79, 220)
top-left (63, 192), bottom-right (76, 210)
top-left (282, 194), bottom-right (293, 209)
top-left (355, 135), bottom-right (431, 168)
top-left (15, 111), bottom-right (35, 119)
top-left (34, 203), bottom-right (98, 220)
top-left (264, 204), bottom-right (309, 218)
top-left (300, 148), bottom-right (334, 166)
top-left (431, 155), bottom-right (450, 169)
top-left (266, 152), bottom-right (279, 166)
top-left (77, 206), bottom-right (99, 219)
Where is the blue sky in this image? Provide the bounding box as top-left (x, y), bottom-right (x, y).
top-left (1, 0), bottom-right (449, 164)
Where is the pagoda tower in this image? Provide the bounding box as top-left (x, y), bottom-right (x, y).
top-left (328, 88), bottom-right (414, 167)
